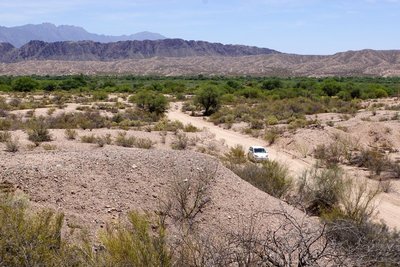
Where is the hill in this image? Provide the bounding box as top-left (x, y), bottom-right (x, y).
top-left (0, 23), bottom-right (166, 47)
top-left (1, 49), bottom-right (400, 76)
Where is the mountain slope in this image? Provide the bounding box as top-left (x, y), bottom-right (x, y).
top-left (1, 49), bottom-right (400, 77)
top-left (0, 39), bottom-right (280, 62)
top-left (0, 23), bottom-right (166, 47)
top-left (0, 39), bottom-right (399, 76)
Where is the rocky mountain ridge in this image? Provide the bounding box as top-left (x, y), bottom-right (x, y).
top-left (0, 39), bottom-right (279, 62)
top-left (0, 23), bottom-right (166, 47)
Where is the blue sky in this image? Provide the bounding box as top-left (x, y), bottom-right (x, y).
top-left (0, 0), bottom-right (399, 54)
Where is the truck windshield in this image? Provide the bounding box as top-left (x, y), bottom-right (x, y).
top-left (254, 148), bottom-right (266, 153)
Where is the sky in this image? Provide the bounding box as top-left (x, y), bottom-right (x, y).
top-left (0, 0), bottom-right (399, 55)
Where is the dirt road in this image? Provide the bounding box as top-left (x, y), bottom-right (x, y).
top-left (167, 103), bottom-right (400, 229)
top-left (168, 103), bottom-right (310, 176)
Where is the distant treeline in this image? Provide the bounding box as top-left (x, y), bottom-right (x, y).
top-left (1, 75), bottom-right (400, 100)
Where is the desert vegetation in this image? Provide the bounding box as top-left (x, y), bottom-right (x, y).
top-left (2, 75), bottom-right (400, 266)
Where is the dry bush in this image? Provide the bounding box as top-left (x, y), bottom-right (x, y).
top-left (230, 161), bottom-right (292, 199)
top-left (296, 167), bottom-right (346, 216)
top-left (158, 165), bottom-right (217, 230)
top-left (159, 131), bottom-right (167, 144)
top-left (296, 165), bottom-right (380, 224)
top-left (183, 123), bottom-right (199, 133)
top-left (0, 131), bottom-right (11, 142)
top-left (295, 142), bottom-right (311, 158)
top-left (314, 143), bottom-right (345, 168)
top-left (96, 134), bottom-right (113, 147)
top-left (114, 132), bottom-right (153, 149)
top-left (264, 126), bottom-right (283, 145)
top-left (338, 181), bottom-right (380, 224)
top-left (5, 137), bottom-right (19, 152)
top-left (0, 118), bottom-right (13, 131)
top-left (327, 218), bottom-right (400, 266)
top-left (42, 143), bottom-right (57, 151)
top-left (223, 145), bottom-right (247, 165)
top-left (388, 161), bottom-right (400, 179)
top-left (47, 111), bottom-right (111, 130)
top-left (379, 179), bottom-right (393, 193)
top-left (115, 132), bottom-right (136, 147)
top-left (171, 131), bottom-right (188, 150)
top-left (314, 135), bottom-right (360, 168)
top-left (350, 148), bottom-right (388, 176)
top-left (80, 134), bottom-right (97, 144)
top-left (134, 137), bottom-right (154, 149)
top-left (26, 119), bottom-right (52, 144)
top-left (173, 209), bottom-right (343, 267)
top-left (154, 119), bottom-right (184, 132)
top-left (47, 107), bottom-right (56, 116)
top-left (64, 129), bottom-right (77, 140)
top-left (250, 119), bottom-right (264, 130)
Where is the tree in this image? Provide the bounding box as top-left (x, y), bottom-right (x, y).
top-left (195, 86), bottom-right (221, 116)
top-left (321, 79), bottom-right (342, 97)
top-left (11, 77), bottom-right (39, 92)
top-left (131, 90), bottom-right (168, 115)
top-left (261, 78), bottom-right (283, 90)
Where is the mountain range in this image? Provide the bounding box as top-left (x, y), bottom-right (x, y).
top-left (1, 49), bottom-right (400, 77)
top-left (0, 39), bottom-right (279, 62)
top-left (0, 23), bottom-right (399, 77)
top-left (0, 23), bottom-right (166, 47)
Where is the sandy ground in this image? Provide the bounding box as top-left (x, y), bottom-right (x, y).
top-left (167, 102), bottom-right (400, 230)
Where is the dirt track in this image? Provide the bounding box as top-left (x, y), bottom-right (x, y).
top-left (167, 103), bottom-right (400, 230)
top-left (168, 103), bottom-right (310, 176)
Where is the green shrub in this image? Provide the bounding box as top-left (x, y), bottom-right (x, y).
top-left (99, 212), bottom-right (171, 267)
top-left (265, 115), bottom-right (279, 126)
top-left (130, 90), bottom-right (168, 116)
top-left (0, 194), bottom-right (69, 266)
top-left (230, 161), bottom-right (292, 199)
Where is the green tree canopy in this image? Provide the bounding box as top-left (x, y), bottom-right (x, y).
top-left (195, 86), bottom-right (221, 116)
top-left (131, 90), bottom-right (168, 115)
top-left (11, 77), bottom-right (39, 92)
